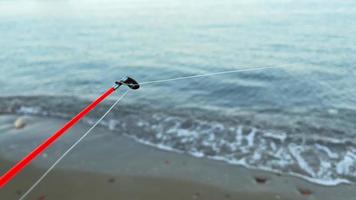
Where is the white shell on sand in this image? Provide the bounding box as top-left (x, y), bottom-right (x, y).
top-left (14, 117), bottom-right (26, 129)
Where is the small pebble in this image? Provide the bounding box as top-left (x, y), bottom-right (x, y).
top-left (108, 178), bottom-right (116, 183)
top-left (298, 188), bottom-right (313, 196)
top-left (14, 117), bottom-right (26, 129)
top-left (255, 176), bottom-right (268, 184)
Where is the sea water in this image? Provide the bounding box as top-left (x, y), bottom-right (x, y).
top-left (1, 0), bottom-right (356, 186)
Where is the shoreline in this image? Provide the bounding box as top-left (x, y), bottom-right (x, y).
top-left (1, 114), bottom-right (355, 199)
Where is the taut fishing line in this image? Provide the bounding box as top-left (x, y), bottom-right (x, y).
top-left (19, 91), bottom-right (129, 200)
top-left (139, 65), bottom-right (289, 85)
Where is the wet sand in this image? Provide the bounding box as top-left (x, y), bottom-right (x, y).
top-left (0, 114), bottom-right (355, 200)
top-left (1, 158), bottom-right (280, 200)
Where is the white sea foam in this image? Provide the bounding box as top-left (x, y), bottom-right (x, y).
top-left (315, 144), bottom-right (339, 159)
top-left (127, 114), bottom-right (356, 186)
top-left (17, 106), bottom-right (42, 114)
top-left (336, 151), bottom-right (356, 175)
top-left (264, 131), bottom-right (287, 142)
top-left (246, 128), bottom-right (256, 147)
top-left (288, 144), bottom-right (316, 177)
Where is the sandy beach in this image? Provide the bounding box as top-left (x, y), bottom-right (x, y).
top-left (0, 114), bottom-right (355, 200)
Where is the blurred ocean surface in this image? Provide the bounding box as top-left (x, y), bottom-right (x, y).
top-left (1, 0), bottom-right (356, 185)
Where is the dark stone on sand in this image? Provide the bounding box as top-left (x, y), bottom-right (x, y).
top-left (108, 178), bottom-right (116, 183)
top-left (224, 193), bottom-right (231, 199)
top-left (255, 176), bottom-right (268, 184)
top-left (298, 188), bottom-right (313, 196)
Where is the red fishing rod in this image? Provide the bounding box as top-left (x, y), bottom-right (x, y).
top-left (0, 77), bottom-right (140, 189)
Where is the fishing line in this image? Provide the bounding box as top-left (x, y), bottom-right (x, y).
top-left (139, 65), bottom-right (288, 85)
top-left (19, 91), bottom-right (129, 200)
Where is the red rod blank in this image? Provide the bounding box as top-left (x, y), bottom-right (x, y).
top-left (0, 87), bottom-right (115, 189)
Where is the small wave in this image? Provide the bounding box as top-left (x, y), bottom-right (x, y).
top-left (1, 96), bottom-right (356, 186)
